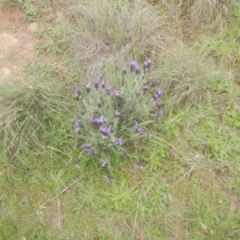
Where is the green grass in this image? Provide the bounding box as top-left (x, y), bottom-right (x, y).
top-left (0, 0), bottom-right (240, 239)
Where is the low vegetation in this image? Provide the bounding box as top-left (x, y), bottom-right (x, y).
top-left (0, 0), bottom-right (239, 239)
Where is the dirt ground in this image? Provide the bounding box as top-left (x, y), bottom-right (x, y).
top-left (0, 4), bottom-right (37, 82)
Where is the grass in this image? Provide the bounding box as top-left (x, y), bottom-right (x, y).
top-left (0, 0), bottom-right (240, 239)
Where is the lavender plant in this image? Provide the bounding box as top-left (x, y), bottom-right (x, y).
top-left (71, 59), bottom-right (163, 171)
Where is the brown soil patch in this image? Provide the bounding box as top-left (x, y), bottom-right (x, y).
top-left (0, 4), bottom-right (37, 82)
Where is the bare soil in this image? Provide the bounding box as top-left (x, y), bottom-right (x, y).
top-left (0, 4), bottom-right (37, 82)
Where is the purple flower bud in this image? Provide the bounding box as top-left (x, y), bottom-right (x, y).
top-left (99, 116), bottom-right (108, 123)
top-left (72, 84), bottom-right (82, 100)
top-left (135, 65), bottom-right (141, 75)
top-left (93, 77), bottom-right (100, 89)
top-left (101, 79), bottom-right (106, 89)
top-left (156, 88), bottom-right (163, 96)
top-left (113, 89), bottom-right (121, 98)
top-left (100, 160), bottom-right (108, 168)
top-left (115, 137), bottom-right (124, 146)
top-left (152, 78), bottom-right (156, 87)
top-left (122, 66), bottom-right (127, 75)
top-left (155, 110), bottom-right (163, 117)
top-left (78, 108), bottom-right (85, 115)
top-left (99, 125), bottom-right (112, 136)
top-left (82, 81), bottom-right (90, 93)
top-left (136, 126), bottom-right (144, 133)
top-left (143, 86), bottom-right (149, 92)
top-left (154, 88), bottom-right (163, 99)
top-left (130, 60), bottom-right (137, 72)
top-left (81, 143), bottom-right (92, 149)
top-left (86, 149), bottom-right (95, 156)
top-left (134, 120), bottom-right (144, 133)
top-left (89, 115), bottom-right (107, 126)
top-left (156, 99), bottom-right (162, 107)
top-left (115, 111), bottom-right (120, 117)
top-left (104, 84), bottom-right (111, 94)
top-left (74, 119), bottom-right (84, 133)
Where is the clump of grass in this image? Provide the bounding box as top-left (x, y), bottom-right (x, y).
top-left (150, 43), bottom-right (232, 107)
top-left (0, 77), bottom-right (72, 160)
top-left (65, 0), bottom-right (170, 76)
top-left (163, 0), bottom-right (230, 24)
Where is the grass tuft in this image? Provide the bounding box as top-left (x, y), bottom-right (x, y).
top-left (0, 76), bottom-right (73, 160)
top-left (66, 0), bottom-right (170, 76)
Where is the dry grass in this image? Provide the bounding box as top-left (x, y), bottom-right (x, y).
top-left (65, 0), bottom-right (173, 76)
top-left (161, 0), bottom-right (231, 24)
top-left (150, 42), bottom-right (233, 108)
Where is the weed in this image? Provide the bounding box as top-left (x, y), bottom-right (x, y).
top-left (71, 58), bottom-right (164, 172)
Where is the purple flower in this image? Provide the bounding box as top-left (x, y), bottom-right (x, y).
top-left (72, 84), bottom-right (82, 100)
top-left (115, 111), bottom-right (120, 117)
top-left (104, 84), bottom-right (111, 94)
top-left (134, 120), bottom-right (144, 133)
top-left (122, 66), bottom-right (127, 75)
top-left (136, 126), bottom-right (144, 133)
top-left (135, 65), bottom-right (141, 75)
top-left (89, 115), bottom-right (107, 126)
top-left (156, 88), bottom-right (163, 96)
top-left (78, 108), bottom-right (85, 115)
top-left (99, 116), bottom-right (108, 124)
top-left (101, 79), bottom-right (106, 89)
top-left (93, 77), bottom-right (100, 89)
top-left (130, 60), bottom-right (137, 72)
top-left (115, 137), bottom-right (124, 147)
top-left (143, 86), bottom-right (149, 92)
top-left (152, 78), bottom-right (156, 87)
top-left (103, 175), bottom-right (112, 183)
top-left (81, 143), bottom-right (92, 149)
top-left (86, 149), bottom-right (95, 156)
top-left (74, 119), bottom-right (84, 133)
top-left (113, 89), bottom-right (121, 98)
top-left (82, 81), bottom-right (90, 93)
top-left (99, 125), bottom-right (112, 136)
top-left (156, 99), bottom-right (162, 107)
top-left (155, 110), bottom-right (163, 117)
top-left (100, 159), bottom-right (108, 168)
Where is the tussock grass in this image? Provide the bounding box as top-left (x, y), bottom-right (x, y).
top-left (151, 43), bottom-right (232, 107)
top-left (162, 0), bottom-right (231, 24)
top-left (66, 0), bottom-right (171, 76)
top-left (0, 77), bottom-right (72, 160)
